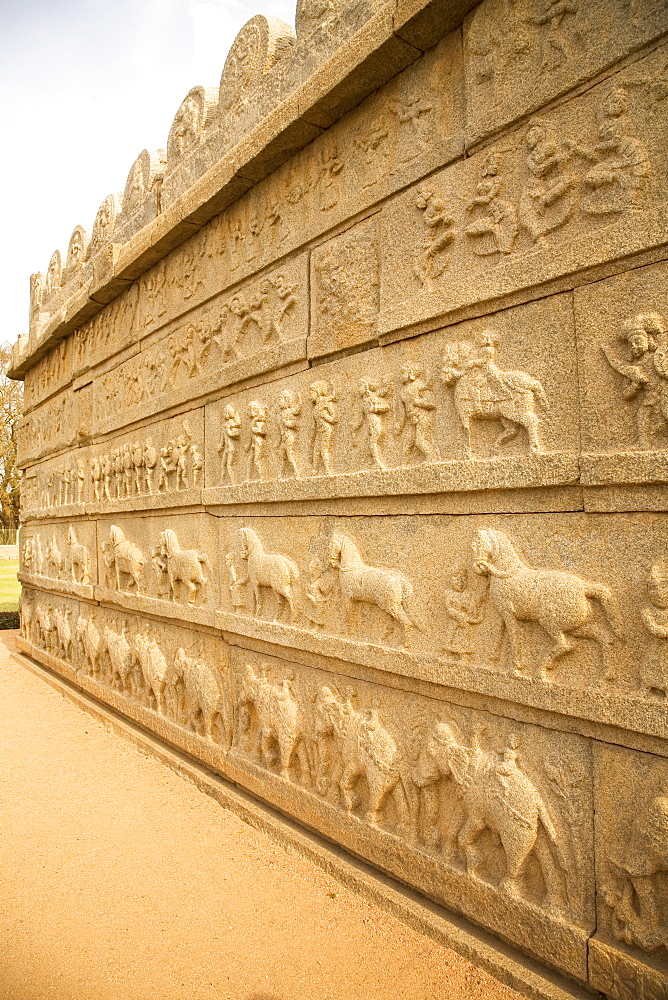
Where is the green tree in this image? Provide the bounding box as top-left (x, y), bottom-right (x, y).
top-left (0, 345), bottom-right (23, 529)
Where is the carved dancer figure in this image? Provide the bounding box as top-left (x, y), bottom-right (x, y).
top-left (158, 528), bottom-right (209, 605)
top-left (90, 456), bottom-right (102, 502)
top-left (641, 561), bottom-right (668, 697)
top-left (143, 438), bottom-right (157, 493)
top-left (238, 527), bottom-right (300, 622)
top-left (239, 283), bottom-right (279, 345)
top-left (604, 783), bottom-right (668, 953)
top-left (272, 274), bottom-right (298, 326)
top-left (601, 312), bottom-right (668, 449)
top-left (354, 378), bottom-right (391, 470)
top-left (245, 401), bottom-right (267, 481)
top-left (570, 88), bottom-right (650, 216)
top-left (390, 92), bottom-right (433, 162)
top-left (464, 154), bottom-right (518, 256)
top-left (442, 564), bottom-right (483, 660)
top-left (225, 552), bottom-right (246, 610)
top-left (472, 528), bottom-right (622, 679)
top-left (415, 722), bottom-right (570, 910)
top-left (277, 390), bottom-right (302, 479)
top-left (238, 664), bottom-right (311, 784)
top-left (218, 403), bottom-right (242, 483)
top-left (67, 526), bottom-right (90, 585)
top-left (318, 146), bottom-right (344, 211)
top-left (394, 364), bottom-right (438, 463)
top-left (413, 188), bottom-right (457, 287)
top-left (328, 532), bottom-right (417, 647)
top-left (310, 381), bottom-right (337, 476)
top-left (441, 330), bottom-right (548, 457)
top-left (529, 0), bottom-right (579, 71)
top-left (519, 120), bottom-right (575, 245)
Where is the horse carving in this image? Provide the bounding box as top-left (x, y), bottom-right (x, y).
top-left (415, 722), bottom-right (571, 912)
top-left (328, 532), bottom-right (417, 647)
top-left (238, 664), bottom-right (311, 783)
top-left (472, 528), bottom-right (621, 679)
top-left (108, 525), bottom-right (145, 592)
top-left (67, 526), bottom-right (91, 585)
top-left (238, 527), bottom-right (299, 621)
top-left (158, 528), bottom-right (208, 605)
top-left (441, 331), bottom-right (548, 457)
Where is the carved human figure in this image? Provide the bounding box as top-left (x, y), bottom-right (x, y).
top-left (395, 364), bottom-right (438, 464)
top-left (415, 723), bottom-right (570, 910)
top-left (318, 145), bottom-right (344, 211)
top-left (441, 330), bottom-right (548, 457)
top-left (641, 561), bottom-right (668, 697)
top-left (143, 439), bottom-right (157, 493)
top-left (60, 466), bottom-right (71, 506)
top-left (225, 552), bottom-right (246, 610)
top-left (305, 559), bottom-right (334, 629)
top-left (218, 404), bottom-right (242, 484)
top-left (190, 444), bottom-right (203, 487)
top-left (358, 116), bottom-right (390, 188)
top-left (131, 442), bottom-right (144, 495)
top-left (571, 88), bottom-right (650, 215)
top-left (604, 783), bottom-right (668, 952)
top-left (528, 0), bottom-right (579, 71)
top-left (90, 457), bottom-right (102, 502)
top-left (175, 424), bottom-right (192, 490)
top-left (245, 400), bottom-right (267, 481)
top-left (158, 441), bottom-right (177, 492)
top-left (472, 528), bottom-right (621, 679)
top-left (239, 283), bottom-right (279, 346)
top-left (518, 120), bottom-right (575, 245)
top-left (75, 460), bottom-right (85, 504)
top-left (354, 378), bottom-right (391, 470)
top-left (442, 564), bottom-right (483, 660)
top-left (309, 380), bottom-right (337, 476)
top-left (413, 189), bottom-right (457, 287)
top-left (121, 443), bottom-right (133, 497)
top-left (272, 274), bottom-right (298, 327)
top-left (390, 91), bottom-right (433, 164)
top-left (277, 390), bottom-right (302, 479)
top-left (464, 154), bottom-right (518, 256)
top-left (112, 450), bottom-right (123, 498)
top-left (601, 312), bottom-right (668, 449)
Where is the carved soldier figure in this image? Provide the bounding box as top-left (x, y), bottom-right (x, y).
top-left (277, 390), bottom-right (302, 479)
top-left (90, 458), bottom-right (101, 502)
top-left (131, 442), bottom-right (144, 495)
top-left (175, 424), bottom-right (192, 490)
top-left (641, 561), bottom-right (668, 697)
top-left (112, 449), bottom-right (123, 499)
top-left (245, 400), bottom-right (268, 481)
top-left (464, 154), bottom-right (518, 256)
top-left (158, 441), bottom-right (177, 492)
top-left (76, 460), bottom-right (86, 504)
top-left (413, 188), bottom-right (457, 287)
top-left (354, 378), bottom-right (391, 470)
top-left (310, 380), bottom-right (338, 476)
top-left (143, 438), bottom-right (157, 493)
top-left (218, 403), bottom-right (242, 484)
top-left (121, 443), bottom-right (133, 497)
top-left (394, 364), bottom-right (438, 464)
top-left (601, 312), bottom-right (668, 449)
top-left (190, 444), bottom-right (203, 487)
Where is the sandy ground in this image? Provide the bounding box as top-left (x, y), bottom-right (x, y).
top-left (0, 633), bottom-right (522, 1000)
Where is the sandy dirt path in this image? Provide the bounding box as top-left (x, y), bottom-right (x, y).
top-left (0, 633), bottom-right (522, 1000)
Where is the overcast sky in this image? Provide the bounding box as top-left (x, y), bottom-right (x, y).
top-left (0, 0), bottom-right (296, 343)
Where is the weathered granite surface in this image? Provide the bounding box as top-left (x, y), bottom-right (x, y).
top-left (12, 1), bottom-right (668, 996)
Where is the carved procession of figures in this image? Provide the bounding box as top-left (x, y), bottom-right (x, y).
top-left (89, 422), bottom-right (203, 502)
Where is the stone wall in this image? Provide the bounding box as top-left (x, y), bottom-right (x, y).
top-left (11, 1), bottom-right (668, 995)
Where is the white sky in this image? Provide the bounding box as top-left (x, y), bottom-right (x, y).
top-left (0, 0), bottom-right (297, 344)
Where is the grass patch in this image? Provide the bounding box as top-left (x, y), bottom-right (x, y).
top-left (0, 559), bottom-right (20, 612)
